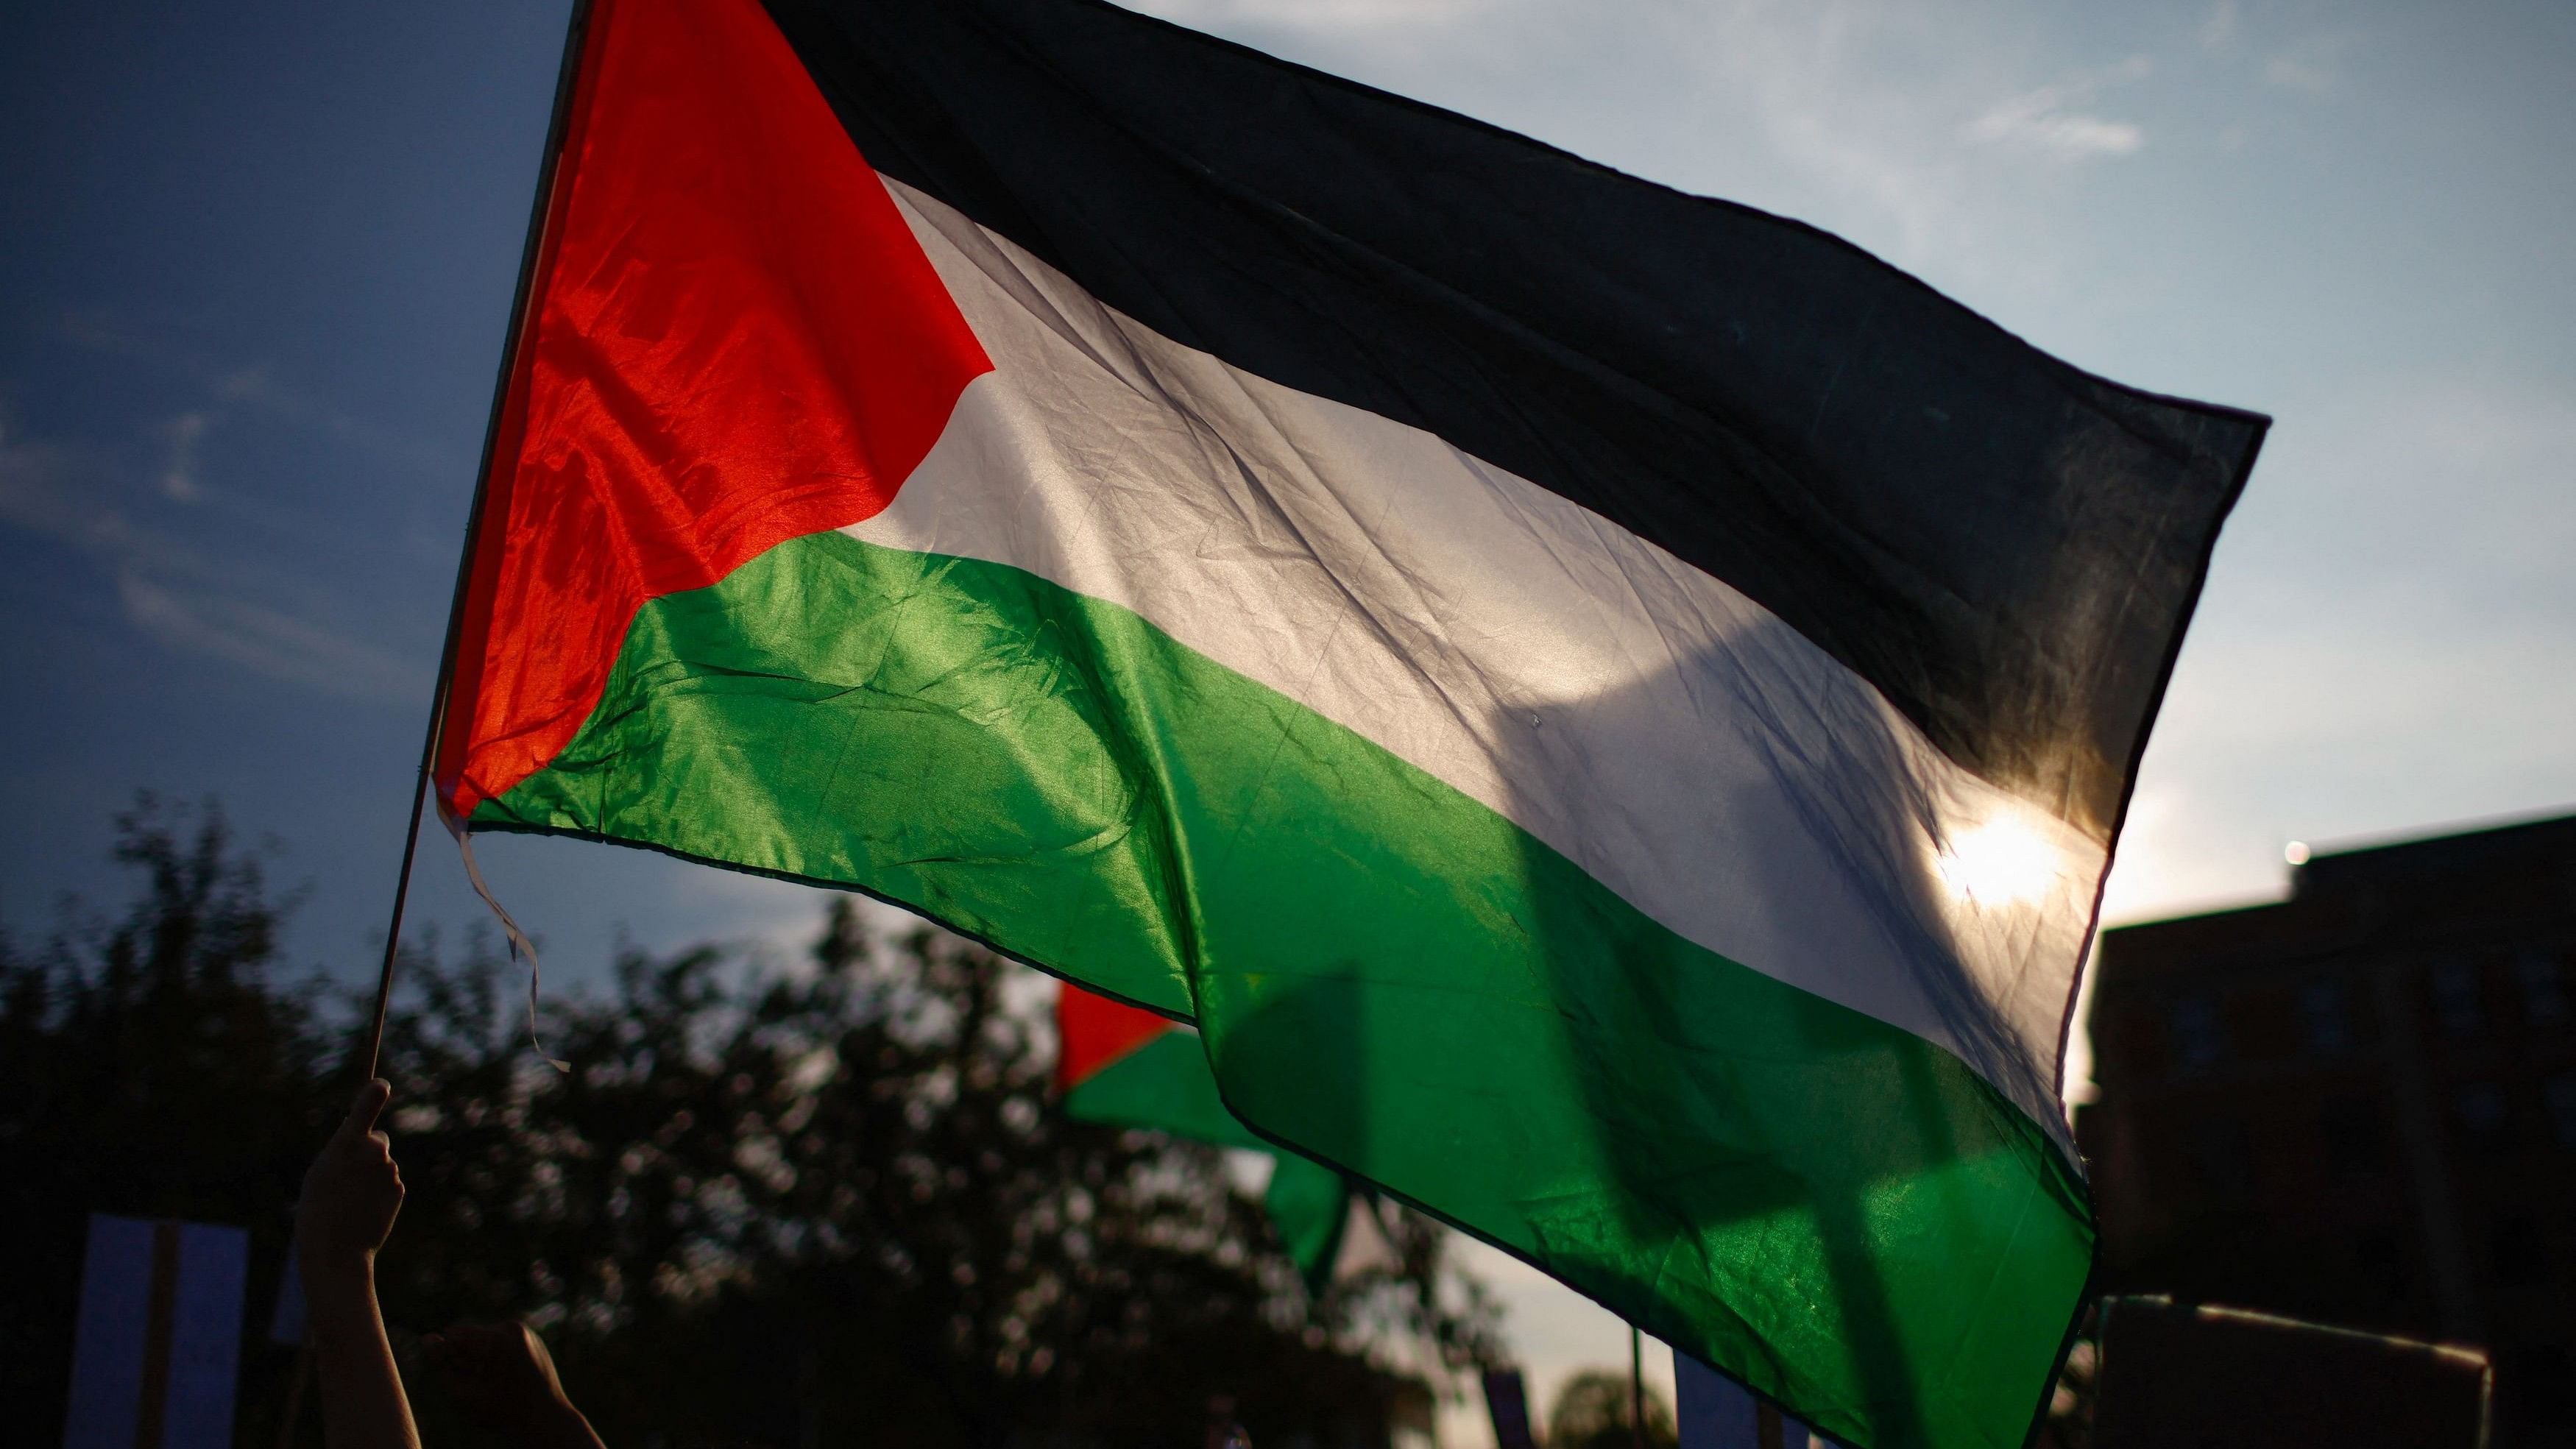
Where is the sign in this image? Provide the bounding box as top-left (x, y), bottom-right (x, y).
top-left (63, 1214), bottom-right (250, 1449)
top-left (1676, 1350), bottom-right (1819, 1449)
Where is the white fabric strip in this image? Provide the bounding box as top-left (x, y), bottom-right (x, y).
top-left (857, 177), bottom-right (2102, 1146)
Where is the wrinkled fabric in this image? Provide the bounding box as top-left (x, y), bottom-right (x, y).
top-left (441, 1), bottom-right (2264, 1443)
top-left (475, 528), bottom-right (2090, 1449)
top-left (765, 0), bottom-right (2266, 840)
top-left (866, 183), bottom-right (2098, 1149)
top-left (436, 0), bottom-right (987, 820)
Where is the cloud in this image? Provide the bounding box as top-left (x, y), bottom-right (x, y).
top-left (2262, 32), bottom-right (2354, 97)
top-left (2199, 0), bottom-right (2238, 53)
top-left (159, 411), bottom-right (210, 502)
top-left (0, 413), bottom-right (430, 704)
top-left (1970, 109), bottom-right (2143, 160)
top-left (1, 316), bottom-right (469, 703)
top-left (60, 313), bottom-right (449, 480)
top-left (115, 569), bottom-right (428, 703)
top-left (1963, 55), bottom-right (2151, 162)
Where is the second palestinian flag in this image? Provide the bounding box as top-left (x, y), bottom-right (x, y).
top-left (434, 2), bottom-right (2267, 1445)
top-left (1056, 982), bottom-right (1353, 1287)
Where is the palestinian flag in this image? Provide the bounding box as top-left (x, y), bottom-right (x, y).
top-left (431, 1), bottom-right (2268, 1444)
top-left (1055, 982), bottom-right (1353, 1288)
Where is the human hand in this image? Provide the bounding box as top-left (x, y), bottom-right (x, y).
top-left (422, 1323), bottom-right (603, 1449)
top-left (296, 1080), bottom-right (404, 1283)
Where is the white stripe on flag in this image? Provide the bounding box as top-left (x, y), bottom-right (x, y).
top-left (863, 175), bottom-right (2103, 1139)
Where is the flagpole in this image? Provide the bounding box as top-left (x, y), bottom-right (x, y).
top-left (358, 0), bottom-right (595, 1083)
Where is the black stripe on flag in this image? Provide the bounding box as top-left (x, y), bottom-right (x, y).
top-left (761, 0), bottom-right (2266, 837)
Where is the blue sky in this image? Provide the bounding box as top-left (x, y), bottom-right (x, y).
top-left (0, 3), bottom-right (803, 977)
top-left (5, 0), bottom-right (2572, 1428)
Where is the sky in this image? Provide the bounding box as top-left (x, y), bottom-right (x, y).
top-left (4, 0), bottom-right (2572, 1440)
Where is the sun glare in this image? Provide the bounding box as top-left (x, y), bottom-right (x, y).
top-left (1936, 816), bottom-right (2062, 906)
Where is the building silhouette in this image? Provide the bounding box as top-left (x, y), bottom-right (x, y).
top-left (2080, 811), bottom-right (2576, 1443)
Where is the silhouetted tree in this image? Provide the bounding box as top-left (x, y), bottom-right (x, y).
top-left (380, 896), bottom-right (1499, 1445)
top-left (0, 798), bottom-right (334, 1443)
top-left (1, 800), bottom-right (1498, 1448)
top-left (1543, 1370), bottom-right (1674, 1449)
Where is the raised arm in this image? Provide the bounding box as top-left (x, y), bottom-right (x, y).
top-left (295, 1079), bottom-right (421, 1449)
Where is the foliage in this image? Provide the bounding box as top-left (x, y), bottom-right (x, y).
top-left (1, 800), bottom-right (1498, 1448)
top-left (1541, 1370), bottom-right (1674, 1449)
top-left (377, 899), bottom-right (1498, 1446)
top-left (0, 798), bottom-right (337, 1441)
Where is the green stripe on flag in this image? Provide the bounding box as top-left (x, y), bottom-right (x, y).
top-left (475, 528), bottom-right (2090, 1449)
